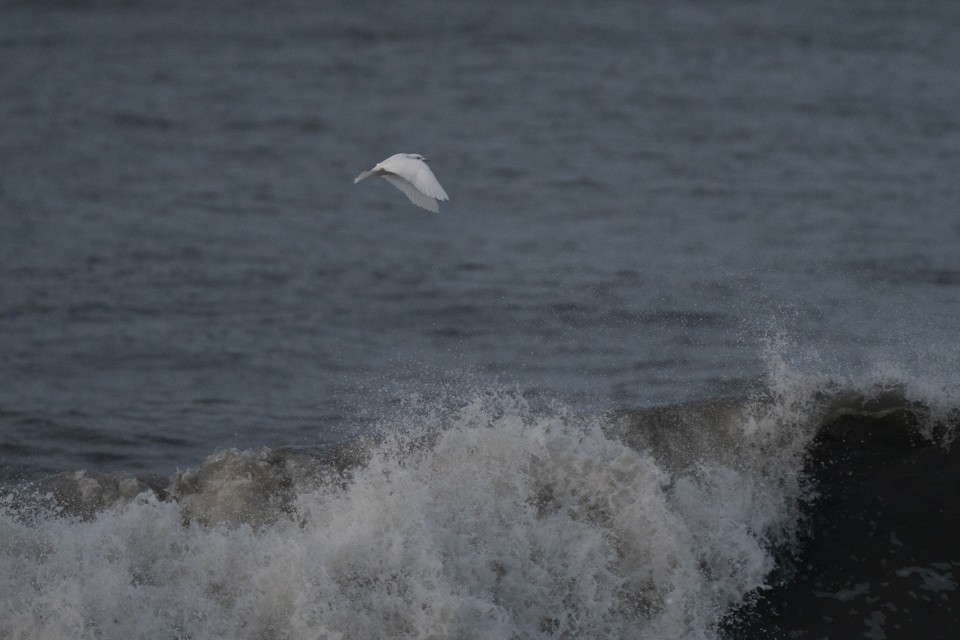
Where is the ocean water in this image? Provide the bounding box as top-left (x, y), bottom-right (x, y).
top-left (1, 1), bottom-right (959, 638)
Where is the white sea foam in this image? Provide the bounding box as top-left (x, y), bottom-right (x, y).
top-left (0, 381), bottom-right (825, 640)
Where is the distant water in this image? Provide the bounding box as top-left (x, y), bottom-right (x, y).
top-left (1, 1), bottom-right (958, 638)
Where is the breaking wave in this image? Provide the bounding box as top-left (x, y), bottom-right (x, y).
top-left (1, 358), bottom-right (956, 640)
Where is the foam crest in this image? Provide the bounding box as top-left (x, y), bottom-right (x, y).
top-left (0, 389), bottom-right (821, 639)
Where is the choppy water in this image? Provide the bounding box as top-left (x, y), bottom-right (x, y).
top-left (1, 1), bottom-right (959, 638)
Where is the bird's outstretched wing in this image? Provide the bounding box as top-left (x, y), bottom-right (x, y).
top-left (382, 173), bottom-right (440, 212)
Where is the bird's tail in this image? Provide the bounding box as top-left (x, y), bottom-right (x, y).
top-left (354, 170), bottom-right (375, 183)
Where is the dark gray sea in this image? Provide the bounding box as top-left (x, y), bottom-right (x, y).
top-left (1, 1), bottom-right (958, 638)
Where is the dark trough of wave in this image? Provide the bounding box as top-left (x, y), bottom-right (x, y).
top-left (723, 396), bottom-right (960, 639)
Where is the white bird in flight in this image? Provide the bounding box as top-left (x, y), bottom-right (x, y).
top-left (354, 153), bottom-right (449, 212)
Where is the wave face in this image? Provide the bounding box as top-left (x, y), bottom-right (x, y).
top-left (0, 372), bottom-right (839, 640)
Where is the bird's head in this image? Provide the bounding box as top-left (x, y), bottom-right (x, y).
top-left (407, 153), bottom-right (428, 162)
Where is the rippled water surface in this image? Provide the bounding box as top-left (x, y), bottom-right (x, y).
top-left (2, 0), bottom-right (959, 475)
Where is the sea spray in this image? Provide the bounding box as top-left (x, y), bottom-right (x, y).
top-left (0, 384), bottom-right (830, 639)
